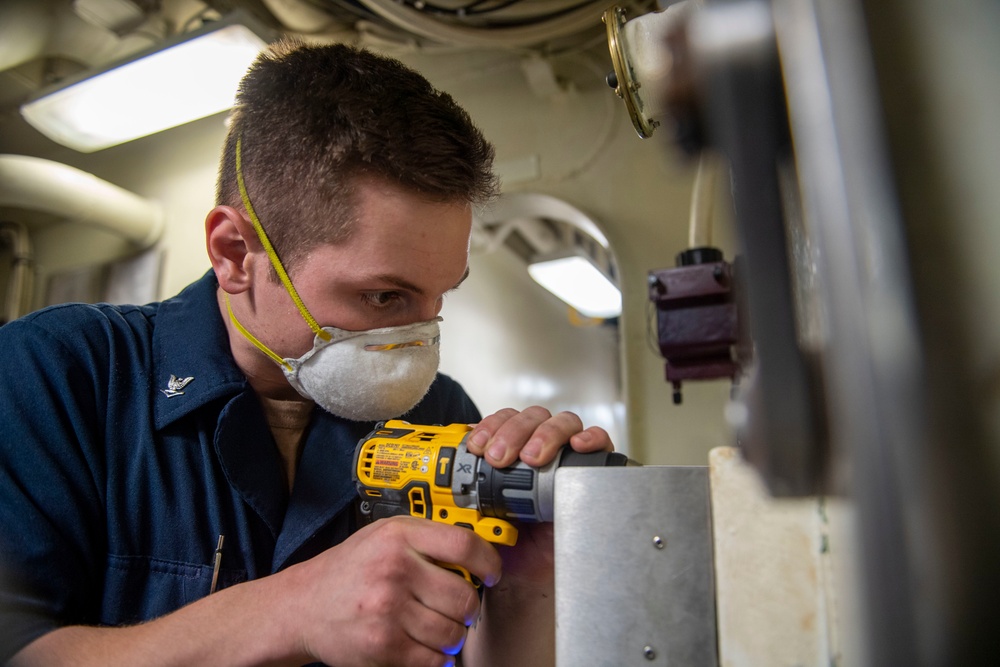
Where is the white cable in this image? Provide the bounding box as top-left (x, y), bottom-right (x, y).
top-left (419, 0), bottom-right (599, 22)
top-left (688, 152), bottom-right (719, 248)
top-left (356, 0), bottom-right (607, 48)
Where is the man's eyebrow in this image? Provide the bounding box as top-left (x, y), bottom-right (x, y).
top-left (372, 267), bottom-right (470, 295)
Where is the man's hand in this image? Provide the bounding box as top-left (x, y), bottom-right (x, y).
top-left (465, 406), bottom-right (613, 470)
top-left (293, 406), bottom-right (611, 667)
top-left (284, 516), bottom-right (502, 667)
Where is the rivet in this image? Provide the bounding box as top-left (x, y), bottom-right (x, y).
top-left (644, 645), bottom-right (657, 660)
top-left (653, 536), bottom-right (665, 549)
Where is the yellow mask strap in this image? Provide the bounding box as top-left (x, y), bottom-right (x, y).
top-left (235, 135), bottom-right (332, 343)
top-left (224, 292), bottom-right (293, 372)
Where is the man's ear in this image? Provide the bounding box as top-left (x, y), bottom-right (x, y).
top-left (206, 205), bottom-right (259, 294)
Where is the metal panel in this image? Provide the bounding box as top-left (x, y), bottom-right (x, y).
top-left (555, 466), bottom-right (717, 667)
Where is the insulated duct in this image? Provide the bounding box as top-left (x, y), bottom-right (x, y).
top-left (0, 154), bottom-right (164, 249)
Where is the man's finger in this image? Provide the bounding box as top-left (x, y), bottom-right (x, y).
top-left (465, 407), bottom-right (520, 455)
top-left (398, 517), bottom-right (504, 589)
top-left (514, 410), bottom-right (586, 467)
top-left (400, 596), bottom-right (472, 659)
top-left (476, 406), bottom-right (554, 468)
top-left (411, 556), bottom-right (482, 626)
top-left (568, 425), bottom-right (614, 453)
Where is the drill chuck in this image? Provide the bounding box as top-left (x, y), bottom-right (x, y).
top-left (466, 446), bottom-right (629, 523)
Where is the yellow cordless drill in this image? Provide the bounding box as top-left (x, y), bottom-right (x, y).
top-left (353, 420), bottom-right (630, 580)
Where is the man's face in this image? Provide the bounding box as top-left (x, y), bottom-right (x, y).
top-left (244, 176), bottom-right (473, 363)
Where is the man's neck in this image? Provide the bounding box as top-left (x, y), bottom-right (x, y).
top-left (258, 394), bottom-right (314, 491)
top-left (216, 287), bottom-right (305, 401)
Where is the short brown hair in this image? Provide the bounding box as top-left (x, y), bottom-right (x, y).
top-left (216, 39), bottom-right (499, 273)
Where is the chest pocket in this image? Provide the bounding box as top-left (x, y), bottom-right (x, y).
top-left (100, 553), bottom-right (247, 626)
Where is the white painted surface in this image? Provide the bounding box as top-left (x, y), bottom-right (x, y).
top-left (710, 446), bottom-right (859, 667)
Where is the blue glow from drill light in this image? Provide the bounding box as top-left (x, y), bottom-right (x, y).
top-left (527, 255), bottom-right (622, 318)
top-left (443, 639), bottom-right (464, 657)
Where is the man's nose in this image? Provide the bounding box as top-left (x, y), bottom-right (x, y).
top-left (418, 296), bottom-right (444, 322)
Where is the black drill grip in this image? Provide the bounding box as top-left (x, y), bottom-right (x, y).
top-left (558, 449), bottom-right (630, 467)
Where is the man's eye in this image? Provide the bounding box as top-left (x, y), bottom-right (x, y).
top-left (363, 291), bottom-right (402, 308)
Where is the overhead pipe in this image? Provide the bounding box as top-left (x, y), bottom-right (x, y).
top-left (259, 0), bottom-right (337, 34)
top-left (0, 155), bottom-right (163, 249)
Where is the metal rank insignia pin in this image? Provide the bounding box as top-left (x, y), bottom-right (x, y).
top-left (161, 374), bottom-right (194, 398)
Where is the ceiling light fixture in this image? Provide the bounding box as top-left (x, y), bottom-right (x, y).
top-left (20, 14), bottom-right (269, 153)
top-left (528, 252), bottom-right (622, 319)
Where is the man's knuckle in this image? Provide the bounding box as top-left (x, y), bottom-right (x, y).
top-left (418, 611), bottom-right (466, 657)
top-left (379, 514), bottom-right (411, 537)
top-left (489, 407), bottom-right (519, 422)
top-left (458, 583), bottom-right (480, 619)
top-left (362, 583), bottom-right (398, 617)
top-left (359, 619), bottom-right (398, 659)
top-left (523, 405), bottom-right (552, 420)
top-left (450, 526), bottom-right (482, 554)
top-left (443, 619), bottom-right (468, 650)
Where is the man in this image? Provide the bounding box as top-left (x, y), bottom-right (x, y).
top-left (0, 40), bottom-right (613, 666)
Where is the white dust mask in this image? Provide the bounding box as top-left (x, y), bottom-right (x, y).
top-left (282, 318), bottom-right (441, 421)
top-left (226, 135), bottom-right (441, 421)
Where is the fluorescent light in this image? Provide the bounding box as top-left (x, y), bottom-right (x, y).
top-left (528, 254), bottom-right (622, 319)
top-left (21, 21), bottom-right (267, 152)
